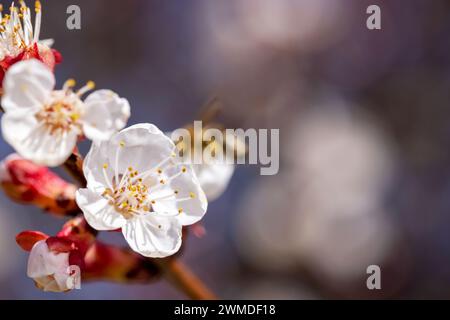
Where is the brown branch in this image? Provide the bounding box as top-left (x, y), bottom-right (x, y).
top-left (63, 151), bottom-right (87, 186)
top-left (157, 259), bottom-right (217, 300)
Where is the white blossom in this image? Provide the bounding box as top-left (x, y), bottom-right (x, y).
top-left (76, 123), bottom-right (208, 258)
top-left (1, 59), bottom-right (130, 166)
top-left (0, 1), bottom-right (53, 60)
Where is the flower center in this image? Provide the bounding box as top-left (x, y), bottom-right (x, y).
top-left (102, 167), bottom-right (153, 219)
top-left (100, 142), bottom-right (196, 219)
top-left (36, 99), bottom-right (81, 134)
top-left (34, 80), bottom-right (95, 134)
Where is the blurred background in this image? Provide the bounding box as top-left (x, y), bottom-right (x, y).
top-left (0, 0), bottom-right (450, 299)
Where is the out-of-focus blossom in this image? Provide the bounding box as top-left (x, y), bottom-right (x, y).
top-left (0, 1), bottom-right (61, 87)
top-left (200, 0), bottom-right (346, 53)
top-left (285, 106), bottom-right (395, 200)
top-left (235, 175), bottom-right (299, 272)
top-left (192, 162), bottom-right (234, 201)
top-left (0, 153), bottom-right (78, 216)
top-left (76, 124), bottom-right (207, 258)
top-left (289, 107), bottom-right (397, 284)
top-left (1, 59), bottom-right (130, 166)
top-left (236, 106), bottom-right (398, 286)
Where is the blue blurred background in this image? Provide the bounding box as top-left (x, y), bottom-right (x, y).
top-left (1, 0), bottom-right (450, 299)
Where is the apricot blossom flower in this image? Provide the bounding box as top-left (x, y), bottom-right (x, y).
top-left (0, 1), bottom-right (61, 86)
top-left (1, 59), bottom-right (130, 166)
top-left (76, 124), bottom-right (208, 258)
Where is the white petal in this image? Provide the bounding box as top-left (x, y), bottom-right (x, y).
top-left (122, 215), bottom-right (182, 258)
top-left (152, 164), bottom-right (208, 226)
top-left (194, 162), bottom-right (235, 201)
top-left (82, 90), bottom-right (130, 141)
top-left (82, 141), bottom-right (112, 191)
top-left (2, 59), bottom-right (54, 112)
top-left (76, 188), bottom-right (126, 231)
top-left (27, 240), bottom-right (69, 279)
top-left (1, 111), bottom-right (77, 167)
top-left (107, 123), bottom-right (176, 174)
top-left (83, 124), bottom-right (176, 189)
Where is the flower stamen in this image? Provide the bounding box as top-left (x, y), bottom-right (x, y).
top-left (76, 80), bottom-right (95, 96)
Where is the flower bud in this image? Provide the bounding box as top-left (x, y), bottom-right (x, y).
top-left (17, 217), bottom-right (159, 292)
top-left (27, 239), bottom-right (78, 292)
top-left (0, 154), bottom-right (79, 216)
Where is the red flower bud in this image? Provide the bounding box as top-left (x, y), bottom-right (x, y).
top-left (16, 231), bottom-right (49, 252)
top-left (0, 44), bottom-right (62, 90)
top-left (0, 154), bottom-right (79, 216)
top-left (18, 217), bottom-right (159, 292)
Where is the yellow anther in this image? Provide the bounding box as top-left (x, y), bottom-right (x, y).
top-left (128, 166), bottom-right (133, 171)
top-left (119, 140), bottom-right (125, 147)
top-left (189, 192), bottom-right (196, 199)
top-left (181, 167), bottom-right (187, 173)
top-left (64, 78), bottom-right (76, 88)
top-left (35, 1), bottom-right (41, 13)
top-left (102, 188), bottom-right (112, 196)
top-left (102, 163), bottom-right (108, 169)
top-left (151, 200), bottom-right (156, 204)
top-left (160, 179), bottom-right (165, 184)
top-left (70, 113), bottom-right (80, 121)
top-left (157, 168), bottom-right (162, 174)
top-left (86, 80), bottom-right (95, 90)
top-left (174, 190), bottom-right (179, 195)
top-left (178, 208), bottom-right (183, 214)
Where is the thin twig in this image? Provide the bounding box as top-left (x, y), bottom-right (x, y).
top-left (157, 259), bottom-right (217, 300)
top-left (63, 152), bottom-right (87, 186)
